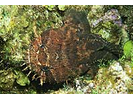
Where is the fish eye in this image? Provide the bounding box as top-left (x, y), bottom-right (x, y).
top-left (40, 44), bottom-right (44, 48)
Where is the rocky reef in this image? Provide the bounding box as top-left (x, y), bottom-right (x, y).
top-left (0, 5), bottom-right (133, 94)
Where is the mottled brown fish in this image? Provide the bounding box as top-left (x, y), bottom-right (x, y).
top-left (26, 9), bottom-right (122, 85)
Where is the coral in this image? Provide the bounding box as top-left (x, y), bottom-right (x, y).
top-left (88, 6), bottom-right (129, 45)
top-left (26, 9), bottom-right (122, 85)
top-left (87, 61), bottom-right (132, 94)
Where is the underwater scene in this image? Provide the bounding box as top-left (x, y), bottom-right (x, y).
top-left (0, 5), bottom-right (133, 94)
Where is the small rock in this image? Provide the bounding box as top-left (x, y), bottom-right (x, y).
top-left (89, 83), bottom-right (94, 88)
top-left (109, 62), bottom-right (123, 73)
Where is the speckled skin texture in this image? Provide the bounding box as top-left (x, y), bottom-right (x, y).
top-left (27, 9), bottom-right (122, 85)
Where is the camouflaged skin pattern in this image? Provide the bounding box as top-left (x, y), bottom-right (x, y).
top-left (27, 9), bottom-right (121, 85)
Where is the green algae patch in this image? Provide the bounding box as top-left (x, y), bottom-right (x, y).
top-left (123, 40), bottom-right (133, 60)
top-left (14, 70), bottom-right (30, 86)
